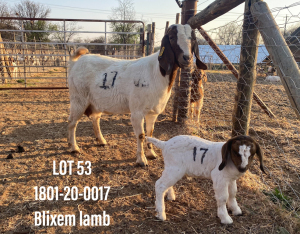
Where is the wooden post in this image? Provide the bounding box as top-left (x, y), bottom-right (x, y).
top-left (232, 0), bottom-right (261, 137)
top-left (0, 34), bottom-right (9, 83)
top-left (13, 33), bottom-right (16, 55)
top-left (172, 13), bottom-right (181, 122)
top-left (251, 1), bottom-right (300, 119)
top-left (177, 0), bottom-right (198, 123)
top-left (164, 21), bottom-right (169, 35)
top-left (197, 26), bottom-right (275, 118)
top-left (139, 28), bottom-right (145, 57)
top-left (150, 22), bottom-right (155, 55)
top-left (146, 24), bottom-right (151, 56)
top-left (187, 0), bottom-right (245, 28)
top-left (34, 36), bottom-right (36, 51)
top-left (176, 13), bottom-right (180, 24)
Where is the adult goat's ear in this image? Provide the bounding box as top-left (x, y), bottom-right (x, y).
top-left (255, 142), bottom-right (266, 174)
top-left (158, 34), bottom-right (174, 76)
top-left (219, 138), bottom-right (233, 171)
top-left (191, 30), bottom-right (207, 70)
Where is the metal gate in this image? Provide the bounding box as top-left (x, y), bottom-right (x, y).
top-left (0, 17), bottom-right (145, 90)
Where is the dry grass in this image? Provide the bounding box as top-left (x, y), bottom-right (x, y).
top-left (0, 71), bottom-right (299, 233)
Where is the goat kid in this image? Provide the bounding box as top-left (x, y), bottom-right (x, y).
top-left (147, 135), bottom-right (265, 224)
top-left (67, 24), bottom-right (207, 166)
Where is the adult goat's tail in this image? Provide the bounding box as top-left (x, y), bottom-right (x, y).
top-left (146, 137), bottom-right (166, 150)
top-left (71, 47), bottom-right (89, 61)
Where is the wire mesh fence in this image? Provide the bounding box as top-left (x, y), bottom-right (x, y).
top-left (0, 17), bottom-right (144, 89)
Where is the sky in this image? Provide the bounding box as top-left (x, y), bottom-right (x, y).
top-left (4, 0), bottom-right (300, 45)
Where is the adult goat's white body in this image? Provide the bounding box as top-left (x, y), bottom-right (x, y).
top-left (68, 53), bottom-right (171, 116)
top-left (67, 24), bottom-right (207, 166)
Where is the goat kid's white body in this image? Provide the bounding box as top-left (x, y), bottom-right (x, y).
top-left (68, 52), bottom-right (171, 116)
top-left (147, 135), bottom-right (244, 224)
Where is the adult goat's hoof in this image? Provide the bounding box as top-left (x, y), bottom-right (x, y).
top-left (71, 149), bottom-right (80, 154)
top-left (146, 151), bottom-right (158, 160)
top-left (136, 160), bottom-right (148, 167)
top-left (136, 162), bottom-right (148, 167)
top-left (146, 155), bottom-right (157, 160)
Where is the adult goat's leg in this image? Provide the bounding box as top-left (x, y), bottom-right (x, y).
top-left (68, 101), bottom-right (85, 153)
top-left (91, 113), bottom-right (107, 146)
top-left (131, 112), bottom-right (147, 166)
top-left (145, 113), bottom-right (158, 159)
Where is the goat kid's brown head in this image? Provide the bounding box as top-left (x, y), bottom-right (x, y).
top-left (158, 24), bottom-right (207, 76)
top-left (219, 135), bottom-right (266, 174)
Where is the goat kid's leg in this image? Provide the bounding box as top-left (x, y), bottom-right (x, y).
top-left (68, 102), bottom-right (85, 153)
top-left (145, 113), bottom-right (158, 159)
top-left (155, 169), bottom-right (183, 221)
top-left (213, 178), bottom-right (232, 224)
top-left (227, 180), bottom-right (242, 216)
top-left (166, 186), bottom-right (176, 201)
top-left (91, 113), bottom-right (107, 146)
top-left (131, 113), bottom-right (147, 166)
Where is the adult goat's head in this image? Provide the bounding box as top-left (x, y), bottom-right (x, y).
top-left (219, 135), bottom-right (266, 174)
top-left (158, 24), bottom-right (207, 76)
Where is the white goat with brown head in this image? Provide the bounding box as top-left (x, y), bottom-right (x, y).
top-left (146, 135), bottom-right (265, 224)
top-left (67, 24), bottom-right (207, 166)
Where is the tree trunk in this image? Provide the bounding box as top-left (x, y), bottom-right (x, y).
top-left (232, 0), bottom-right (261, 137)
top-left (188, 0), bottom-right (245, 28)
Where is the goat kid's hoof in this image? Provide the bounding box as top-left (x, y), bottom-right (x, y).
top-left (233, 211), bottom-right (243, 216)
top-left (156, 213), bottom-right (166, 221)
top-left (229, 207), bottom-right (242, 216)
top-left (167, 194), bottom-right (176, 201)
top-left (220, 216), bottom-right (233, 225)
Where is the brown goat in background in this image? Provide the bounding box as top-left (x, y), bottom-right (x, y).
top-left (190, 68), bottom-right (207, 122)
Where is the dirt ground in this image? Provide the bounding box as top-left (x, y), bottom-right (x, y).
top-left (0, 70), bottom-right (299, 233)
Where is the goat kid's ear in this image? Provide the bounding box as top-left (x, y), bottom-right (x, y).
top-left (191, 30), bottom-right (207, 70)
top-left (256, 142), bottom-right (266, 174)
top-left (219, 138), bottom-right (233, 171)
top-left (158, 34), bottom-right (174, 76)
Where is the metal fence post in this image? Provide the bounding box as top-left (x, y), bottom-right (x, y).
top-left (64, 20), bottom-right (67, 85)
top-left (105, 22), bottom-right (107, 55)
top-left (21, 20), bottom-right (26, 88)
